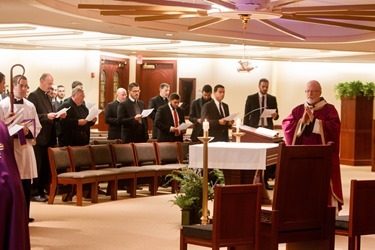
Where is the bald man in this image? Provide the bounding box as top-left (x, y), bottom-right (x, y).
top-left (282, 80), bottom-right (344, 211)
top-left (105, 88), bottom-right (127, 140)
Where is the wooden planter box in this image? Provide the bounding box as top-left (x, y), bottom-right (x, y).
top-left (340, 95), bottom-right (373, 166)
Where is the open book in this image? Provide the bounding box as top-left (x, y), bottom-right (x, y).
top-left (239, 125), bottom-right (279, 138)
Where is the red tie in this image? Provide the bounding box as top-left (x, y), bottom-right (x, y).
top-left (173, 108), bottom-right (180, 136)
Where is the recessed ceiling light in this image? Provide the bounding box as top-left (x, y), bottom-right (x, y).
top-left (69, 22), bottom-right (80, 25)
top-left (165, 33), bottom-right (174, 37)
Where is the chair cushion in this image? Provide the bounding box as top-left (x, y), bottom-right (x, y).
top-left (182, 224), bottom-right (212, 240)
top-left (58, 171), bottom-right (97, 179)
top-left (335, 215), bottom-right (349, 230)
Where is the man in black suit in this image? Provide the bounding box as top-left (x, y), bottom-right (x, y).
top-left (244, 78), bottom-right (279, 129)
top-left (58, 87), bottom-right (97, 146)
top-left (148, 83), bottom-right (170, 139)
top-left (118, 82), bottom-right (148, 143)
top-left (201, 84), bottom-right (232, 142)
top-left (53, 84), bottom-right (65, 111)
top-left (28, 73), bottom-right (67, 202)
top-left (189, 84), bottom-right (212, 142)
top-left (155, 93), bottom-right (185, 142)
top-left (105, 87), bottom-right (127, 140)
top-left (244, 78), bottom-right (279, 190)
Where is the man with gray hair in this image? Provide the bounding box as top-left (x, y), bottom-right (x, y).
top-left (58, 87), bottom-right (97, 146)
top-left (105, 87), bottom-right (127, 140)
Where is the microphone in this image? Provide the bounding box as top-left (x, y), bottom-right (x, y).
top-left (243, 106), bottom-right (267, 119)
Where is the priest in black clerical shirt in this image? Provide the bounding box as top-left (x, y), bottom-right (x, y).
top-left (148, 83), bottom-right (170, 139)
top-left (105, 88), bottom-right (127, 140)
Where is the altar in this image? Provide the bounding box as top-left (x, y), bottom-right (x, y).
top-left (189, 142), bottom-right (279, 204)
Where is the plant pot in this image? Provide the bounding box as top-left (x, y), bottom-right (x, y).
top-left (181, 208), bottom-right (201, 225)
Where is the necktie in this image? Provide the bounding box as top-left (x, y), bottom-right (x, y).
top-left (219, 102), bottom-right (224, 118)
top-left (261, 95), bottom-right (265, 127)
top-left (173, 108), bottom-right (180, 136)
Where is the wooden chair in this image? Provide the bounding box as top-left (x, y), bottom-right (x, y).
top-left (335, 179), bottom-right (375, 250)
top-left (47, 147), bottom-right (98, 206)
top-left (68, 146), bottom-right (117, 201)
top-left (180, 184), bottom-right (262, 250)
top-left (260, 142), bottom-right (336, 250)
top-left (154, 142), bottom-right (181, 193)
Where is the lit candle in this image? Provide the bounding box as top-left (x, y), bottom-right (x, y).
top-left (236, 118), bottom-right (241, 133)
top-left (203, 119), bottom-right (209, 137)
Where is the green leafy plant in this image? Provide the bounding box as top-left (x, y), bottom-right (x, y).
top-left (167, 167), bottom-right (224, 215)
top-left (334, 80), bottom-right (375, 99)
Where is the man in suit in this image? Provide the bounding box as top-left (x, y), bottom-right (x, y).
top-left (118, 82), bottom-right (148, 143)
top-left (244, 78), bottom-right (279, 190)
top-left (105, 87), bottom-right (127, 140)
top-left (189, 84), bottom-right (212, 142)
top-left (244, 78), bottom-right (279, 129)
top-left (58, 87), bottom-right (97, 146)
top-left (148, 83), bottom-right (170, 139)
top-left (201, 84), bottom-right (232, 142)
top-left (155, 93), bottom-right (185, 142)
top-left (53, 84), bottom-right (65, 111)
top-left (28, 73), bottom-right (67, 202)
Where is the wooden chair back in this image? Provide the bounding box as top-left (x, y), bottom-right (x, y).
top-left (180, 184), bottom-right (262, 249)
top-left (133, 142), bottom-right (158, 166)
top-left (261, 142), bottom-right (335, 249)
top-left (89, 144), bottom-right (114, 169)
top-left (336, 179), bottom-right (375, 249)
top-left (68, 146), bottom-right (94, 171)
top-left (155, 142), bottom-right (181, 165)
top-left (110, 143), bottom-right (136, 167)
top-left (48, 146), bottom-right (71, 175)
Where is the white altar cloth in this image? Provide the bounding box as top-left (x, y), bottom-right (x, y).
top-left (189, 142), bottom-right (278, 170)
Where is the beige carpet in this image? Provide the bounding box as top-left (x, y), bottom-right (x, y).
top-left (30, 165), bottom-right (375, 250)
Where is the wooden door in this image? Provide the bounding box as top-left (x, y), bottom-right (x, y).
top-left (179, 78), bottom-right (196, 117)
top-left (97, 56), bottom-right (129, 131)
top-left (136, 60), bottom-right (177, 131)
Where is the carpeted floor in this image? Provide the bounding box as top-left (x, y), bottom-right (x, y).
top-left (30, 165), bottom-right (375, 250)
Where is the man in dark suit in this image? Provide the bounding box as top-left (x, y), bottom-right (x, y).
top-left (118, 82), bottom-right (148, 143)
top-left (244, 78), bottom-right (279, 129)
top-left (58, 87), bottom-right (97, 146)
top-left (189, 84), bottom-right (212, 142)
top-left (155, 93), bottom-right (185, 142)
top-left (148, 83), bottom-right (170, 139)
top-left (105, 87), bottom-right (127, 140)
top-left (28, 73), bottom-right (67, 202)
top-left (53, 84), bottom-right (65, 111)
top-left (201, 84), bottom-right (232, 142)
top-left (244, 78), bottom-right (279, 190)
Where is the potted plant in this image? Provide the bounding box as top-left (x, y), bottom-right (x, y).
top-left (167, 167), bottom-right (224, 225)
top-left (334, 80), bottom-right (375, 99)
top-left (334, 80), bottom-right (375, 166)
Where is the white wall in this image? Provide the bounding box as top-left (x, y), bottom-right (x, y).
top-left (1, 49), bottom-right (375, 127)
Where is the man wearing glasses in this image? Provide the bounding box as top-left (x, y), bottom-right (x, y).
top-left (117, 82), bottom-right (148, 143)
top-left (282, 80), bottom-right (343, 211)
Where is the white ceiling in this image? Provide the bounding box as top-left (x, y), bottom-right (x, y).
top-left (1, 0), bottom-right (375, 63)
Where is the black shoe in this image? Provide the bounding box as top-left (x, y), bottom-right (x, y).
top-left (29, 218), bottom-right (35, 223)
top-left (31, 195), bottom-right (48, 202)
top-left (136, 185), bottom-right (143, 190)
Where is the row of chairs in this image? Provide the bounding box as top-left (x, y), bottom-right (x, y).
top-left (47, 142), bottom-right (191, 206)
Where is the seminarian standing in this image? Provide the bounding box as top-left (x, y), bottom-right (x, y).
top-left (58, 87), bottom-right (97, 146)
top-left (154, 93), bottom-right (185, 142)
top-left (105, 87), bottom-right (127, 140)
top-left (28, 73), bottom-right (66, 202)
top-left (244, 78), bottom-right (279, 129)
top-left (148, 83), bottom-right (170, 139)
top-left (201, 84), bottom-right (232, 142)
top-left (117, 82), bottom-right (148, 143)
top-left (189, 84), bottom-right (212, 142)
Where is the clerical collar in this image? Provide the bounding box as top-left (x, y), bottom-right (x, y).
top-left (305, 97), bottom-right (327, 111)
top-left (129, 96), bottom-right (137, 102)
top-left (14, 98), bottom-right (24, 104)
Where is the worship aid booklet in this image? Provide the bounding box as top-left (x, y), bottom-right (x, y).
top-left (86, 106), bottom-right (102, 121)
top-left (56, 107), bottom-right (70, 118)
top-left (141, 108), bottom-right (153, 117)
top-left (223, 113), bottom-right (239, 121)
top-left (177, 120), bottom-right (193, 131)
top-left (260, 109), bottom-right (276, 118)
